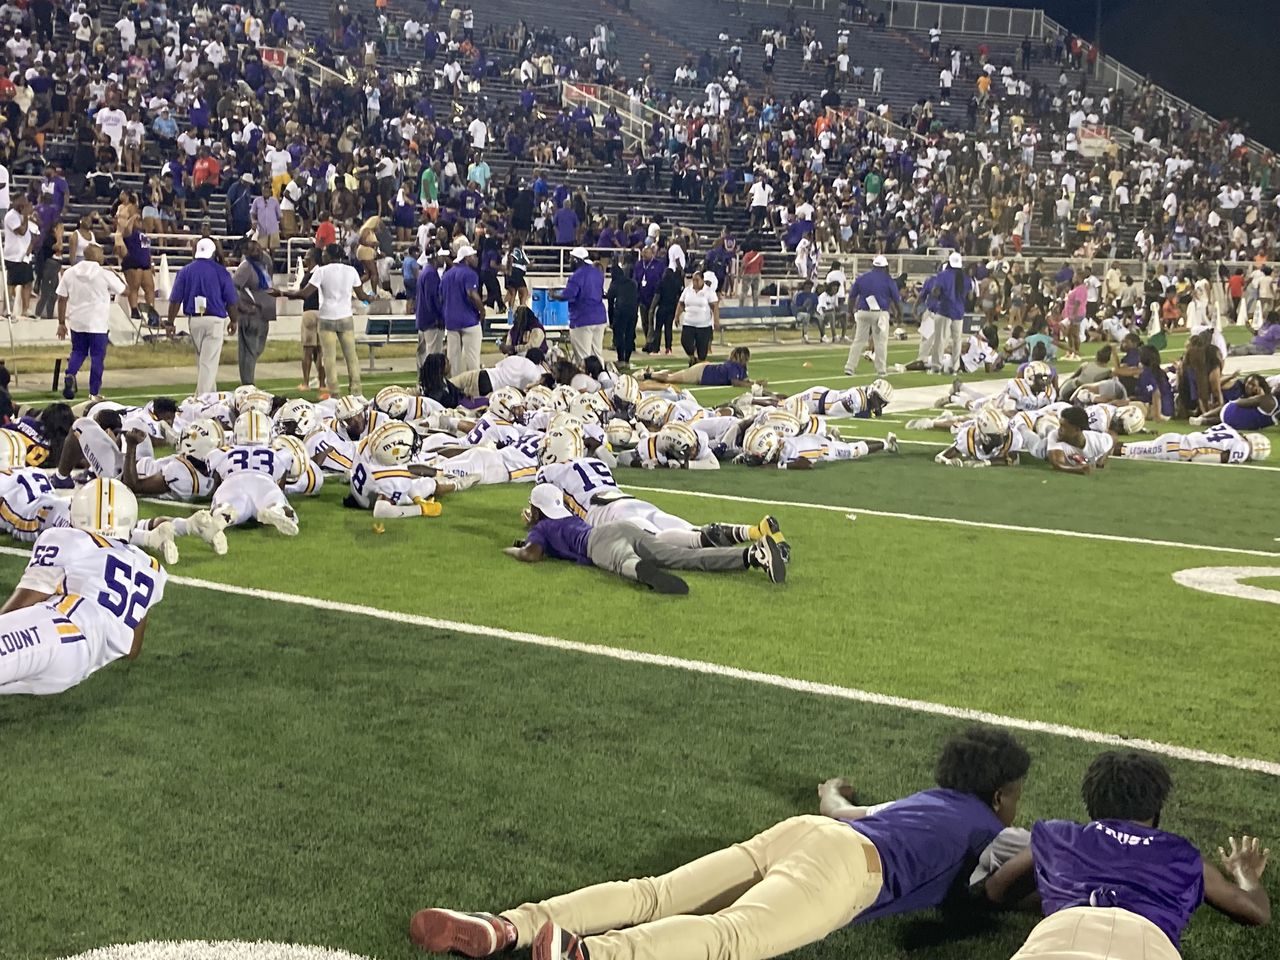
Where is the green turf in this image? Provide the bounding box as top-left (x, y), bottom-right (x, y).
top-left (2, 337), bottom-right (1278, 960)
top-left (2, 588), bottom-right (1278, 960)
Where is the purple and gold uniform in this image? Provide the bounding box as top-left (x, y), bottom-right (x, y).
top-left (1122, 425), bottom-right (1251, 464)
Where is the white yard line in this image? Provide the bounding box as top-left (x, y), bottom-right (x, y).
top-left (619, 485), bottom-right (1280, 559)
top-left (0, 542), bottom-right (1271, 776)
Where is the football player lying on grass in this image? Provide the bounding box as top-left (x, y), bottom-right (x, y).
top-left (1117, 424), bottom-right (1271, 465)
top-left (932, 407), bottom-right (1023, 468)
top-left (1026, 406), bottom-right (1115, 476)
top-left (785, 379), bottom-right (895, 419)
top-left (978, 751), bottom-right (1270, 959)
top-left (409, 725), bottom-right (1029, 960)
top-left (347, 422), bottom-right (478, 519)
top-left (0, 480), bottom-right (167, 695)
top-left (502, 482), bottom-right (787, 593)
top-left (734, 423), bottom-right (898, 469)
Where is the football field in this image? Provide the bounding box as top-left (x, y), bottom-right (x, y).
top-left (3, 337), bottom-right (1278, 960)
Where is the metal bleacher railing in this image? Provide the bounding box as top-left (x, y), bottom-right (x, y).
top-left (861, 0), bottom-right (1270, 157)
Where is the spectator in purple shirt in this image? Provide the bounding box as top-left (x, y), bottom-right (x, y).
top-left (1228, 311), bottom-right (1280, 355)
top-left (982, 751), bottom-right (1271, 958)
top-left (553, 204), bottom-right (579, 245)
top-left (410, 726), bottom-right (1029, 960)
top-left (632, 243), bottom-right (665, 343)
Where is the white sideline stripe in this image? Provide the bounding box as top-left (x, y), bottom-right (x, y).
top-left (618, 485), bottom-right (1280, 559)
top-left (142, 497), bottom-right (201, 510)
top-left (0, 544), bottom-right (1273, 775)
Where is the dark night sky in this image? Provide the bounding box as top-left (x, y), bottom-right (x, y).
top-left (978, 0), bottom-right (1280, 147)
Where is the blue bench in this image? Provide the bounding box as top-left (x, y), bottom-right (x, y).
top-left (358, 316), bottom-right (418, 372)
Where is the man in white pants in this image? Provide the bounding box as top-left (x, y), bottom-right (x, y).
top-left (166, 238), bottom-right (238, 394)
top-left (845, 255), bottom-right (901, 377)
top-left (442, 245), bottom-right (483, 375)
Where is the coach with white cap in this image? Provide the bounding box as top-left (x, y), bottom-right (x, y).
top-left (931, 251), bottom-right (972, 372)
top-left (441, 244), bottom-right (483, 374)
top-left (845, 254), bottom-right (901, 377)
top-left (166, 237), bottom-right (237, 394)
top-left (552, 246), bottom-right (606, 362)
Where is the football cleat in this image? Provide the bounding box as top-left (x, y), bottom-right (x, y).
top-left (409, 908), bottom-right (512, 957)
top-left (139, 521), bottom-right (179, 565)
top-left (186, 509), bottom-right (229, 556)
top-left (634, 558), bottom-right (689, 595)
top-left (258, 503), bottom-right (299, 536)
top-left (883, 432), bottom-right (900, 454)
top-left (753, 515), bottom-right (780, 540)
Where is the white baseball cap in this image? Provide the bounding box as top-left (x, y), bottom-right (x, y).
top-left (570, 246), bottom-right (590, 261)
top-left (872, 254), bottom-right (889, 268)
top-left (454, 245), bottom-right (477, 262)
top-left (529, 483), bottom-right (571, 519)
top-left (194, 238), bottom-right (217, 260)
top-left (948, 251), bottom-right (964, 269)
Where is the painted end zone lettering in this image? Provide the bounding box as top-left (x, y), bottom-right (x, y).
top-left (1172, 567), bottom-right (1280, 605)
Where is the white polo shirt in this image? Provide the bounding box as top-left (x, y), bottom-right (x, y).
top-left (56, 259), bottom-right (127, 333)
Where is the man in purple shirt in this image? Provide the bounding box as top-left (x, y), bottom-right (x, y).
top-left (553, 204), bottom-right (579, 246)
top-left (551, 247), bottom-right (607, 363)
top-left (982, 751), bottom-right (1271, 958)
top-left (846, 254), bottom-right (903, 377)
top-left (414, 249), bottom-right (447, 367)
top-left (410, 726), bottom-right (1029, 960)
top-left (440, 245), bottom-right (484, 375)
top-left (632, 244), bottom-right (665, 345)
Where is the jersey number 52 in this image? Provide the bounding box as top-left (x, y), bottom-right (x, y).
top-left (98, 556), bottom-right (156, 628)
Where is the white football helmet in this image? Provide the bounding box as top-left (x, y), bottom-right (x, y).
top-left (657, 422), bottom-right (700, 461)
top-left (237, 389), bottom-right (274, 416)
top-left (1246, 433), bottom-right (1272, 462)
top-left (611, 374), bottom-right (640, 410)
top-left (974, 405), bottom-right (1010, 442)
top-left (541, 426), bottom-right (585, 464)
top-left (1034, 411), bottom-right (1061, 439)
top-left (70, 478), bottom-right (138, 540)
top-left (374, 386), bottom-right (413, 420)
top-left (741, 424), bottom-right (782, 463)
top-left (605, 418), bottom-right (634, 448)
top-left (232, 384), bottom-right (259, 409)
top-left (366, 421), bottom-right (419, 466)
top-left (333, 395), bottom-right (367, 421)
top-left (1114, 404), bottom-right (1146, 435)
top-left (635, 395), bottom-right (674, 430)
top-left (0, 429), bottom-right (26, 469)
top-left (868, 379), bottom-right (894, 405)
top-left (571, 391), bottom-right (612, 426)
top-left (179, 418), bottom-right (226, 460)
top-left (759, 410), bottom-right (802, 438)
top-left (233, 410), bottom-right (272, 446)
top-left (273, 399), bottom-right (318, 438)
top-left (550, 385), bottom-right (578, 414)
top-left (523, 384), bottom-right (552, 409)
top-left (487, 385), bottom-right (527, 424)
top-left (1024, 360), bottom-right (1053, 381)
top-left (782, 394), bottom-right (809, 421)
top-left (548, 412), bottom-right (585, 433)
top-left (271, 435), bottom-right (308, 483)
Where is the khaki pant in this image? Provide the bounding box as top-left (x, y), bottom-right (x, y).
top-left (418, 328), bottom-right (445, 369)
top-left (503, 815), bottom-right (883, 960)
top-left (188, 315), bottom-right (226, 395)
top-left (570, 323), bottom-right (606, 363)
top-left (847, 309), bottom-right (889, 376)
top-left (1011, 907), bottom-right (1181, 960)
top-left (446, 326), bottom-right (482, 377)
top-left (319, 320), bottom-right (362, 397)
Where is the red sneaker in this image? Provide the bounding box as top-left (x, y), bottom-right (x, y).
top-left (532, 922), bottom-right (588, 960)
top-left (410, 909), bottom-right (511, 956)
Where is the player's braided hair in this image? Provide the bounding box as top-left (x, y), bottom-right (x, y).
top-left (933, 726), bottom-right (1031, 803)
top-left (1081, 751), bottom-right (1171, 825)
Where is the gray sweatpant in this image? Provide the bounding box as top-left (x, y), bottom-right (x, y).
top-left (237, 318), bottom-right (269, 385)
top-left (586, 523), bottom-right (747, 581)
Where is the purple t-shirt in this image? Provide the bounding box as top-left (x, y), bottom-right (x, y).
top-left (440, 263), bottom-right (480, 330)
top-left (563, 263), bottom-right (607, 328)
top-left (700, 360), bottom-right (747, 386)
top-left (1030, 820), bottom-right (1204, 948)
top-left (848, 788), bottom-right (1004, 923)
top-left (1133, 368), bottom-right (1174, 417)
top-left (554, 207), bottom-right (579, 245)
top-left (526, 516), bottom-right (592, 565)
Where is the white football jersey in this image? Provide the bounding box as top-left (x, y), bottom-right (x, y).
top-left (16, 527), bottom-right (168, 667)
top-left (952, 425), bottom-right (1024, 462)
top-left (536, 457), bottom-right (619, 519)
top-left (463, 415), bottom-right (520, 447)
top-left (0, 468), bottom-right (56, 538)
top-left (308, 429), bottom-right (359, 473)
top-left (1002, 377), bottom-right (1056, 411)
top-left (348, 460), bottom-right (439, 509)
top-left (285, 460), bottom-right (325, 496)
top-left (778, 435), bottom-right (831, 467)
top-left (1178, 425), bottom-right (1252, 463)
top-left (150, 455), bottom-right (216, 501)
top-left (208, 445), bottom-right (291, 483)
top-left (1047, 428), bottom-right (1114, 465)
